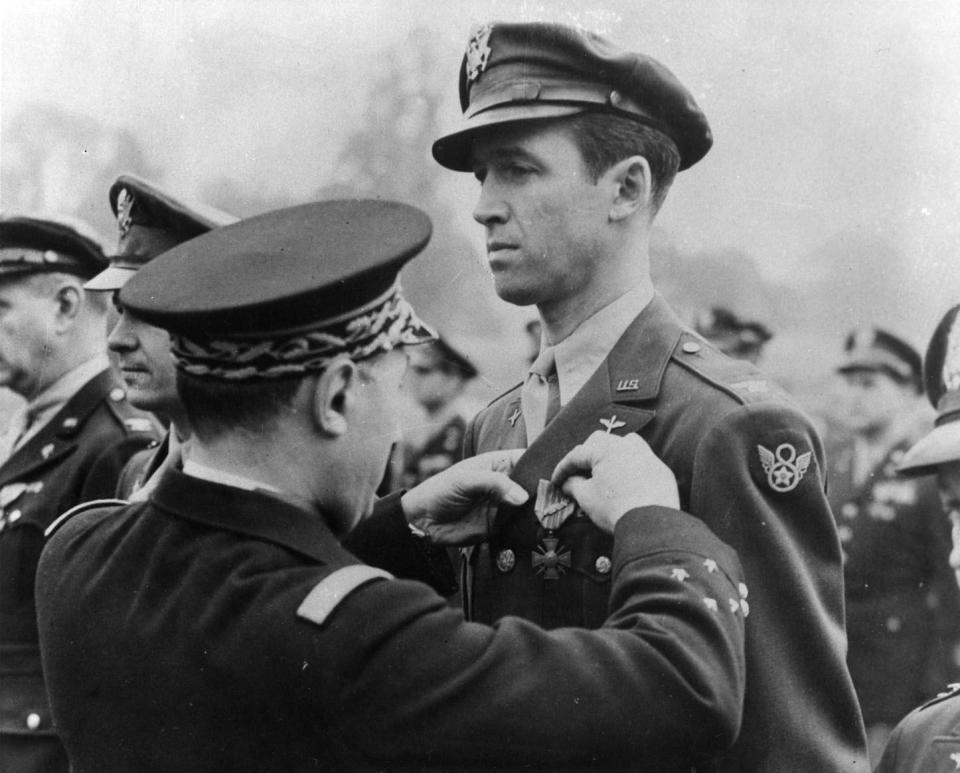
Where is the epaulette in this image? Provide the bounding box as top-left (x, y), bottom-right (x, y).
top-left (297, 565), bottom-right (393, 627)
top-left (670, 331), bottom-right (789, 407)
top-left (45, 498), bottom-right (128, 539)
top-left (920, 682), bottom-right (960, 711)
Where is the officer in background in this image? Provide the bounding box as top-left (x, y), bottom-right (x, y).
top-left (84, 174), bottom-right (238, 499)
top-left (37, 201), bottom-right (748, 770)
top-left (695, 306), bottom-right (773, 364)
top-left (398, 334), bottom-right (480, 488)
top-left (876, 305), bottom-right (960, 772)
top-left (0, 214), bottom-right (158, 771)
top-left (827, 327), bottom-right (960, 763)
top-left (431, 21), bottom-right (867, 770)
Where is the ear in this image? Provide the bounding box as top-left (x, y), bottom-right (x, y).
top-left (311, 356), bottom-right (358, 437)
top-left (52, 281), bottom-right (84, 332)
top-left (605, 155), bottom-right (652, 222)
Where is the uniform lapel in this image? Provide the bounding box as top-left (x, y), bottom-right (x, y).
top-left (499, 295), bottom-right (682, 528)
top-left (0, 369), bottom-right (112, 487)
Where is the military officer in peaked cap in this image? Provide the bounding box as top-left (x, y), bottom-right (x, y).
top-left (432, 21), bottom-right (868, 771)
top-left (85, 174), bottom-right (238, 499)
top-left (37, 200), bottom-right (749, 771)
top-left (695, 306), bottom-right (773, 365)
top-left (0, 214), bottom-right (158, 772)
top-left (826, 327), bottom-right (960, 763)
top-left (875, 306), bottom-right (960, 772)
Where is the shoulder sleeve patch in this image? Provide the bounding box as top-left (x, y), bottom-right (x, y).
top-left (45, 498), bottom-right (129, 539)
top-left (297, 565), bottom-right (393, 627)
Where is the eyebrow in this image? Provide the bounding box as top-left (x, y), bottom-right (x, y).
top-left (471, 144), bottom-right (539, 167)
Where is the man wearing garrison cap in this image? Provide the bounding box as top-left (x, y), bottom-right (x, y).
top-left (874, 306), bottom-right (960, 772)
top-left (433, 21), bottom-right (868, 770)
top-left (36, 200), bottom-right (750, 770)
top-left (827, 327), bottom-right (960, 763)
top-left (85, 174), bottom-right (238, 499)
top-left (0, 214), bottom-right (157, 772)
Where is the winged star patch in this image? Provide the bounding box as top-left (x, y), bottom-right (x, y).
top-left (758, 443), bottom-right (811, 493)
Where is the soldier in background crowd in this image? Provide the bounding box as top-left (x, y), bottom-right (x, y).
top-left (84, 174), bottom-right (237, 499)
top-left (826, 327), bottom-right (960, 763)
top-left (0, 214), bottom-right (158, 771)
top-left (431, 21), bottom-right (866, 770)
top-left (694, 306), bottom-right (773, 364)
top-left (876, 305), bottom-right (960, 772)
top-left (398, 334), bottom-right (480, 488)
top-left (37, 200), bottom-right (748, 770)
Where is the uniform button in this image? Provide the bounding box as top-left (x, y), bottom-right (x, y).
top-left (837, 525), bottom-right (853, 543)
top-left (594, 556), bottom-right (612, 575)
top-left (841, 503), bottom-right (859, 519)
top-left (110, 387), bottom-right (126, 402)
top-left (7, 510), bottom-right (21, 523)
top-left (682, 341), bottom-right (701, 354)
top-left (886, 616), bottom-right (902, 633)
top-left (26, 713), bottom-right (41, 730)
top-left (61, 416), bottom-right (78, 430)
top-left (496, 549), bottom-right (515, 573)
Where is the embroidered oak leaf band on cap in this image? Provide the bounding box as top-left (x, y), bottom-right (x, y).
top-left (170, 283), bottom-right (435, 381)
top-left (118, 199), bottom-right (437, 382)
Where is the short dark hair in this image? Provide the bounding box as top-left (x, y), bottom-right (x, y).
top-left (177, 371), bottom-right (303, 442)
top-left (564, 111), bottom-right (681, 212)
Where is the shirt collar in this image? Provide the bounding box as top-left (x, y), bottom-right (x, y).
top-left (549, 285), bottom-right (654, 405)
top-left (183, 457), bottom-right (282, 494)
top-left (20, 354), bottom-right (110, 442)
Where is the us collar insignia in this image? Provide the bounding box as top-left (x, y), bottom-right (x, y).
top-left (758, 443), bottom-right (812, 493)
top-left (465, 24), bottom-right (493, 83)
top-left (0, 483), bottom-right (27, 509)
top-left (507, 406), bottom-right (521, 427)
top-left (116, 188), bottom-right (135, 237)
top-left (534, 478), bottom-right (577, 531)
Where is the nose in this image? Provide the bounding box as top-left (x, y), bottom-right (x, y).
top-left (107, 311), bottom-right (138, 353)
top-left (472, 180), bottom-right (508, 227)
top-left (949, 513), bottom-right (960, 570)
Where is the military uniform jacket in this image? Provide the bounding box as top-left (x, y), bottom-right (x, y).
top-left (463, 294), bottom-right (868, 772)
top-left (828, 437), bottom-right (960, 726)
top-left (0, 370), bottom-right (157, 754)
top-left (875, 686), bottom-right (960, 772)
top-left (37, 467), bottom-right (748, 772)
top-left (114, 431), bottom-right (168, 499)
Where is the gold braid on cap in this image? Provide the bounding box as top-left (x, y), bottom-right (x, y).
top-left (170, 284), bottom-right (436, 381)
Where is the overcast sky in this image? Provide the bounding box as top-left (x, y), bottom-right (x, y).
top-left (4, 0), bottom-right (960, 347)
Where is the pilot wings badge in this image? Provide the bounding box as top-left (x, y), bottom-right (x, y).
top-left (757, 443), bottom-right (812, 493)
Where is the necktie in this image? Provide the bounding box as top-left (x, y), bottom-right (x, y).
top-left (521, 347), bottom-right (561, 443)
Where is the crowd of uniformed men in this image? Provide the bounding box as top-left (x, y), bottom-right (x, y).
top-left (2, 19), bottom-right (960, 773)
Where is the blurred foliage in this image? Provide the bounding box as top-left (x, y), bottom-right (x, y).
top-left (0, 31), bottom-right (918, 429)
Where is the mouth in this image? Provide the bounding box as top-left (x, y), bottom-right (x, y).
top-left (487, 241), bottom-right (518, 254)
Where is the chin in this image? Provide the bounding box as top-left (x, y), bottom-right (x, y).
top-left (493, 281), bottom-right (540, 308)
